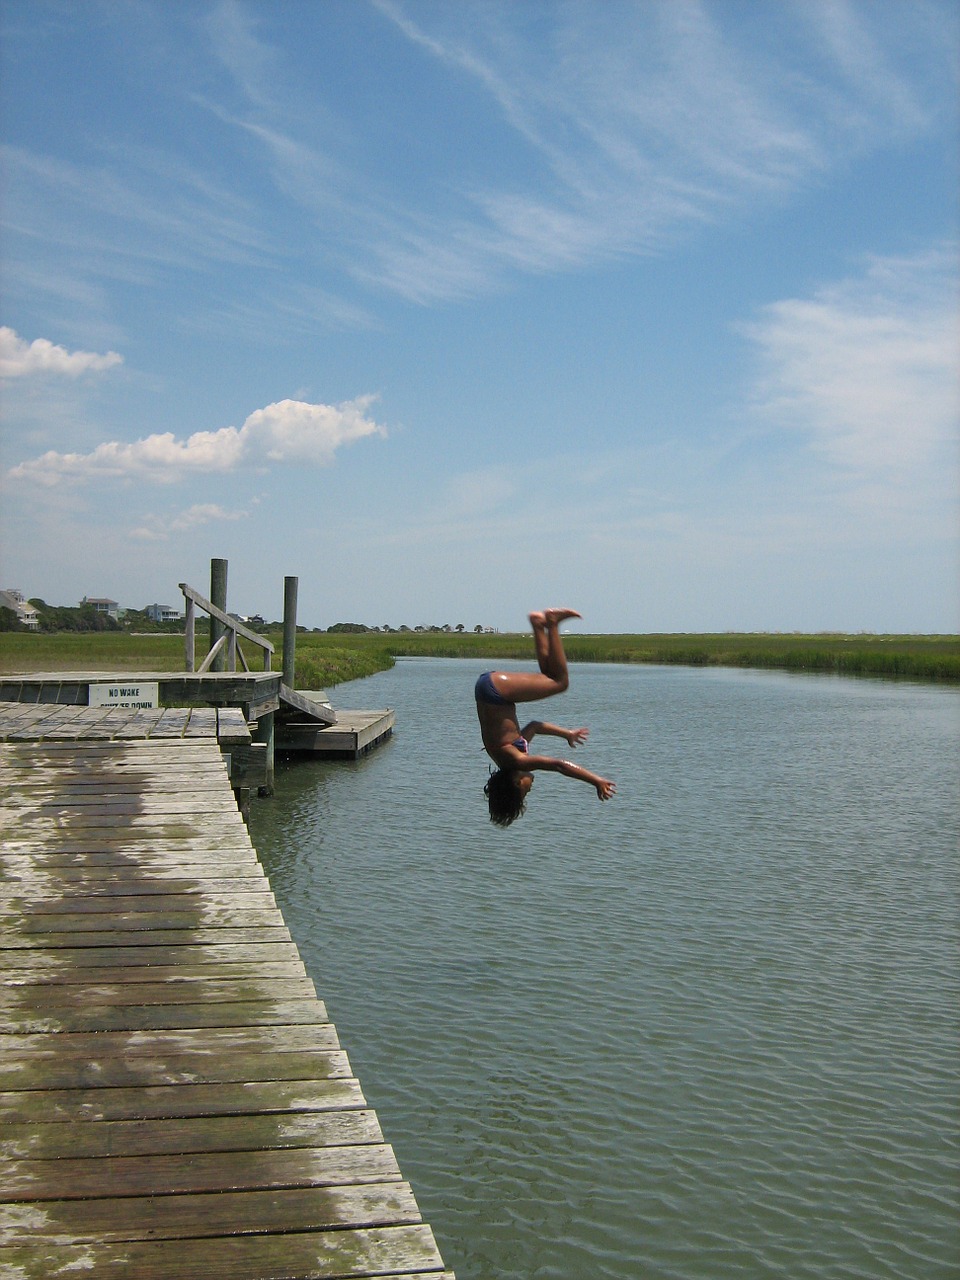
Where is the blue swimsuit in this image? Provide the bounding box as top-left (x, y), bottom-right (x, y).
top-left (476, 673), bottom-right (528, 755)
top-left (475, 671), bottom-right (509, 706)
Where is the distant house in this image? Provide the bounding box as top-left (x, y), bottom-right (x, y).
top-left (144, 603), bottom-right (183, 624)
top-left (81, 596), bottom-right (119, 619)
top-left (0, 589), bottom-right (39, 629)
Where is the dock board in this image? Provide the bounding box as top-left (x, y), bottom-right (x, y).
top-left (0, 710), bottom-right (452, 1279)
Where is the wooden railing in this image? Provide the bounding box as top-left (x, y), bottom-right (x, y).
top-left (179, 583), bottom-right (274, 674)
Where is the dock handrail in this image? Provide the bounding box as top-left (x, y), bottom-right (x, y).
top-left (179, 582), bottom-right (274, 673)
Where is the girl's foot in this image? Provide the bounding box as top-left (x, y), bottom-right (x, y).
top-left (543, 607), bottom-right (581, 625)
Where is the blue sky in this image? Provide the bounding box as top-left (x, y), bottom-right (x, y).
top-left (1, 0), bottom-right (957, 633)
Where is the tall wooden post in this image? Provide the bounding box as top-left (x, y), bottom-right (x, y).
top-left (184, 597), bottom-right (196, 672)
top-left (282, 576), bottom-right (298, 689)
top-left (209, 558), bottom-right (228, 673)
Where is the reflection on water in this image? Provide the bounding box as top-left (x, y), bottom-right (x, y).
top-left (250, 660), bottom-right (960, 1280)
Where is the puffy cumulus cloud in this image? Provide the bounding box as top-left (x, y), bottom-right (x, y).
top-left (8, 396), bottom-right (386, 485)
top-left (240, 395), bottom-right (386, 465)
top-left (0, 327), bottom-right (123, 378)
top-left (741, 243), bottom-right (959, 473)
top-left (10, 428), bottom-right (245, 486)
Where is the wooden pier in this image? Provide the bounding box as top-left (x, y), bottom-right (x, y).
top-left (0, 705), bottom-right (452, 1279)
top-left (0, 673), bottom-right (395, 781)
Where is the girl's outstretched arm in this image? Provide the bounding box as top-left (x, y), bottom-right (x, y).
top-left (520, 720), bottom-right (589, 748)
top-left (521, 752), bottom-right (616, 801)
top-left (556, 758), bottom-right (616, 800)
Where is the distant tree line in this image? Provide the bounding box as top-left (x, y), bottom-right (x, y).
top-left (0, 601), bottom-right (186, 634)
top-left (0, 602), bottom-right (494, 636)
top-left (15, 601), bottom-right (122, 633)
top-left (326, 622), bottom-right (489, 634)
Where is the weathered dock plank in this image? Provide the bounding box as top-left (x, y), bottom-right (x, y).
top-left (0, 1076), bottom-right (367, 1123)
top-left (5, 888), bottom-right (275, 911)
top-left (1, 850), bottom-right (262, 868)
top-left (0, 1182), bottom-right (423, 1245)
top-left (0, 1227), bottom-right (450, 1280)
top-left (0, 1046), bottom-right (353, 1091)
top-left (0, 1023), bottom-right (341, 1058)
top-left (2, 960), bottom-right (310, 985)
top-left (1, 927), bottom-right (295, 950)
top-left (0, 708), bottom-right (453, 1277)
top-left (0, 998), bottom-right (328, 1035)
top-left (0, 976), bottom-right (317, 1007)
top-left (1, 1141), bottom-right (402, 1199)
top-left (0, 1107), bottom-right (383, 1159)
top-left (5, 906), bottom-right (285, 929)
top-left (1, 874), bottom-right (272, 896)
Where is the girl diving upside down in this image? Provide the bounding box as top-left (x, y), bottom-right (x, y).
top-left (475, 608), bottom-right (617, 827)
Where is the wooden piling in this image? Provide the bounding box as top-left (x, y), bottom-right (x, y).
top-left (283, 575), bottom-right (299, 690)
top-left (209, 558), bottom-right (228, 674)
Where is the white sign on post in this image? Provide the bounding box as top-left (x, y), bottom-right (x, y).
top-left (89, 681), bottom-right (159, 709)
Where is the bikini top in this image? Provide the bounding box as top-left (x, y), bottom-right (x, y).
top-left (513, 736), bottom-right (529, 754)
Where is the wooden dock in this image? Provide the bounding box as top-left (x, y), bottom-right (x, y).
top-left (0, 706), bottom-right (452, 1279)
top-left (0, 673), bottom-right (395, 766)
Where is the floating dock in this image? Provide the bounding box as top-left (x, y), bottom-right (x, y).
top-left (276, 695), bottom-right (395, 759)
top-left (0, 705), bottom-right (451, 1278)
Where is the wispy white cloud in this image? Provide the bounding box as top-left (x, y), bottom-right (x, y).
top-left (740, 242), bottom-right (959, 474)
top-left (6, 1), bottom-right (953, 323)
top-left (4, 143), bottom-right (270, 266)
top-left (205, 0), bottom-right (279, 111)
top-left (353, 0), bottom-right (954, 300)
top-left (0, 327), bottom-right (123, 378)
top-left (796, 0), bottom-right (945, 139)
top-left (0, 137), bottom-right (281, 339)
top-left (193, 0), bottom-right (958, 306)
top-left (131, 501), bottom-right (249, 541)
top-left (9, 396), bottom-right (387, 486)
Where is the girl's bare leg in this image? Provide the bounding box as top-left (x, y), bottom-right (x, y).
top-left (531, 609), bottom-right (579, 682)
top-left (490, 608), bottom-right (580, 703)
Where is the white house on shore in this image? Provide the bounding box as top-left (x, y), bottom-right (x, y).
top-left (81, 596), bottom-right (120, 619)
top-left (144, 603), bottom-right (184, 623)
top-left (0, 589), bottom-right (39, 629)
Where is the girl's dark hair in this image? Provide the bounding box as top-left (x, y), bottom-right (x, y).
top-left (484, 769), bottom-right (527, 827)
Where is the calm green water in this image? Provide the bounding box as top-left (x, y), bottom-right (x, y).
top-left (250, 659), bottom-right (960, 1280)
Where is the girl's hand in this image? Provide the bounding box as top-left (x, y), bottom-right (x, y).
top-left (566, 727), bottom-right (589, 748)
top-left (595, 778), bottom-right (616, 801)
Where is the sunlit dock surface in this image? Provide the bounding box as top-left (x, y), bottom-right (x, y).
top-left (0, 705), bottom-right (452, 1279)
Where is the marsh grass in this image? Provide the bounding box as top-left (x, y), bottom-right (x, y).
top-left (2, 630), bottom-right (956, 684)
top-left (251, 630), bottom-right (960, 684)
top-left (285, 629), bottom-right (959, 681)
top-left (561, 633), bottom-right (960, 681)
top-left (0, 631), bottom-right (187, 672)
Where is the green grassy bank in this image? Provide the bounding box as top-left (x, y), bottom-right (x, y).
top-left (308, 630), bottom-right (959, 682)
top-left (2, 630), bottom-right (957, 686)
